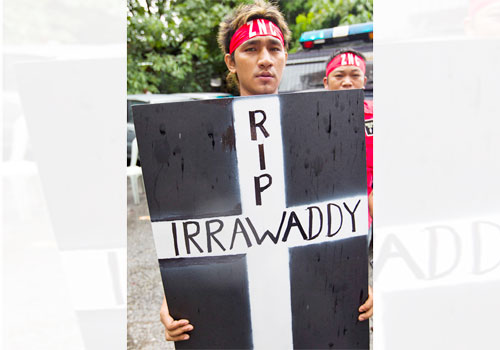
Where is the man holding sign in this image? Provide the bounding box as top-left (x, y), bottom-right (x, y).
top-left (323, 48), bottom-right (374, 326)
top-left (157, 0), bottom-right (372, 345)
top-left (323, 48), bottom-right (373, 220)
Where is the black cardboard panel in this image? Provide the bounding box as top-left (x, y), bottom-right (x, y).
top-left (289, 237), bottom-right (369, 349)
top-left (133, 98), bottom-right (241, 222)
top-left (160, 255), bottom-right (253, 349)
top-left (280, 90), bottom-right (366, 207)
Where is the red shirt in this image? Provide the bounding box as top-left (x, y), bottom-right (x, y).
top-left (364, 100), bottom-right (373, 225)
top-left (364, 100), bottom-right (373, 196)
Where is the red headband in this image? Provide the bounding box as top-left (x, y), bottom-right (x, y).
top-left (326, 52), bottom-right (366, 77)
top-left (229, 19), bottom-right (285, 54)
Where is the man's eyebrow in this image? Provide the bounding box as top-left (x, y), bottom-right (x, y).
top-left (336, 67), bottom-right (362, 74)
top-left (240, 38), bottom-right (261, 47)
top-left (242, 37), bottom-right (283, 46)
top-left (266, 37), bottom-right (283, 45)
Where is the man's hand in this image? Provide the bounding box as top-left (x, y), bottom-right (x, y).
top-left (160, 296), bottom-right (193, 342)
top-left (358, 286), bottom-right (373, 321)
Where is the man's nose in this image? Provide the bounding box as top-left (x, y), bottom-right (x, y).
top-left (341, 77), bottom-right (353, 87)
top-left (258, 49), bottom-right (273, 68)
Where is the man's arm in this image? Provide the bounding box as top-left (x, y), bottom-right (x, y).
top-left (160, 296), bottom-right (194, 342)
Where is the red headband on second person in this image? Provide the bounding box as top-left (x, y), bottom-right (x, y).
top-left (326, 52), bottom-right (366, 77)
top-left (229, 19), bottom-right (285, 54)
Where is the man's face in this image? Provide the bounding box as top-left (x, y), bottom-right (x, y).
top-left (225, 36), bottom-right (287, 96)
top-left (323, 65), bottom-right (367, 90)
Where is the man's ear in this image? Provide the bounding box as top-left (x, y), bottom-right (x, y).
top-left (363, 75), bottom-right (368, 88)
top-left (323, 76), bottom-right (329, 89)
top-left (224, 54), bottom-right (236, 73)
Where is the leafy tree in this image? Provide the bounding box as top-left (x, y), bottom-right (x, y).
top-left (278, 0), bottom-right (373, 52)
top-left (127, 0), bottom-right (249, 94)
top-left (128, 0), bottom-right (372, 93)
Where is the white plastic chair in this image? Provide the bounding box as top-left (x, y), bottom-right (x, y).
top-left (126, 138), bottom-right (143, 205)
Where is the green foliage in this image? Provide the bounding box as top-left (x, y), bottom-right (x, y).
top-left (128, 0), bottom-right (372, 93)
top-left (127, 0), bottom-right (250, 94)
top-left (278, 0), bottom-right (373, 53)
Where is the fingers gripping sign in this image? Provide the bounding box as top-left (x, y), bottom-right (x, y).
top-left (358, 286), bottom-right (373, 321)
top-left (160, 296), bottom-right (194, 342)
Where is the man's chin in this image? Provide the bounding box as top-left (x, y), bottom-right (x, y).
top-left (255, 85), bottom-right (278, 95)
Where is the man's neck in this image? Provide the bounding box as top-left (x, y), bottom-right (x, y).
top-left (240, 90), bottom-right (278, 97)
